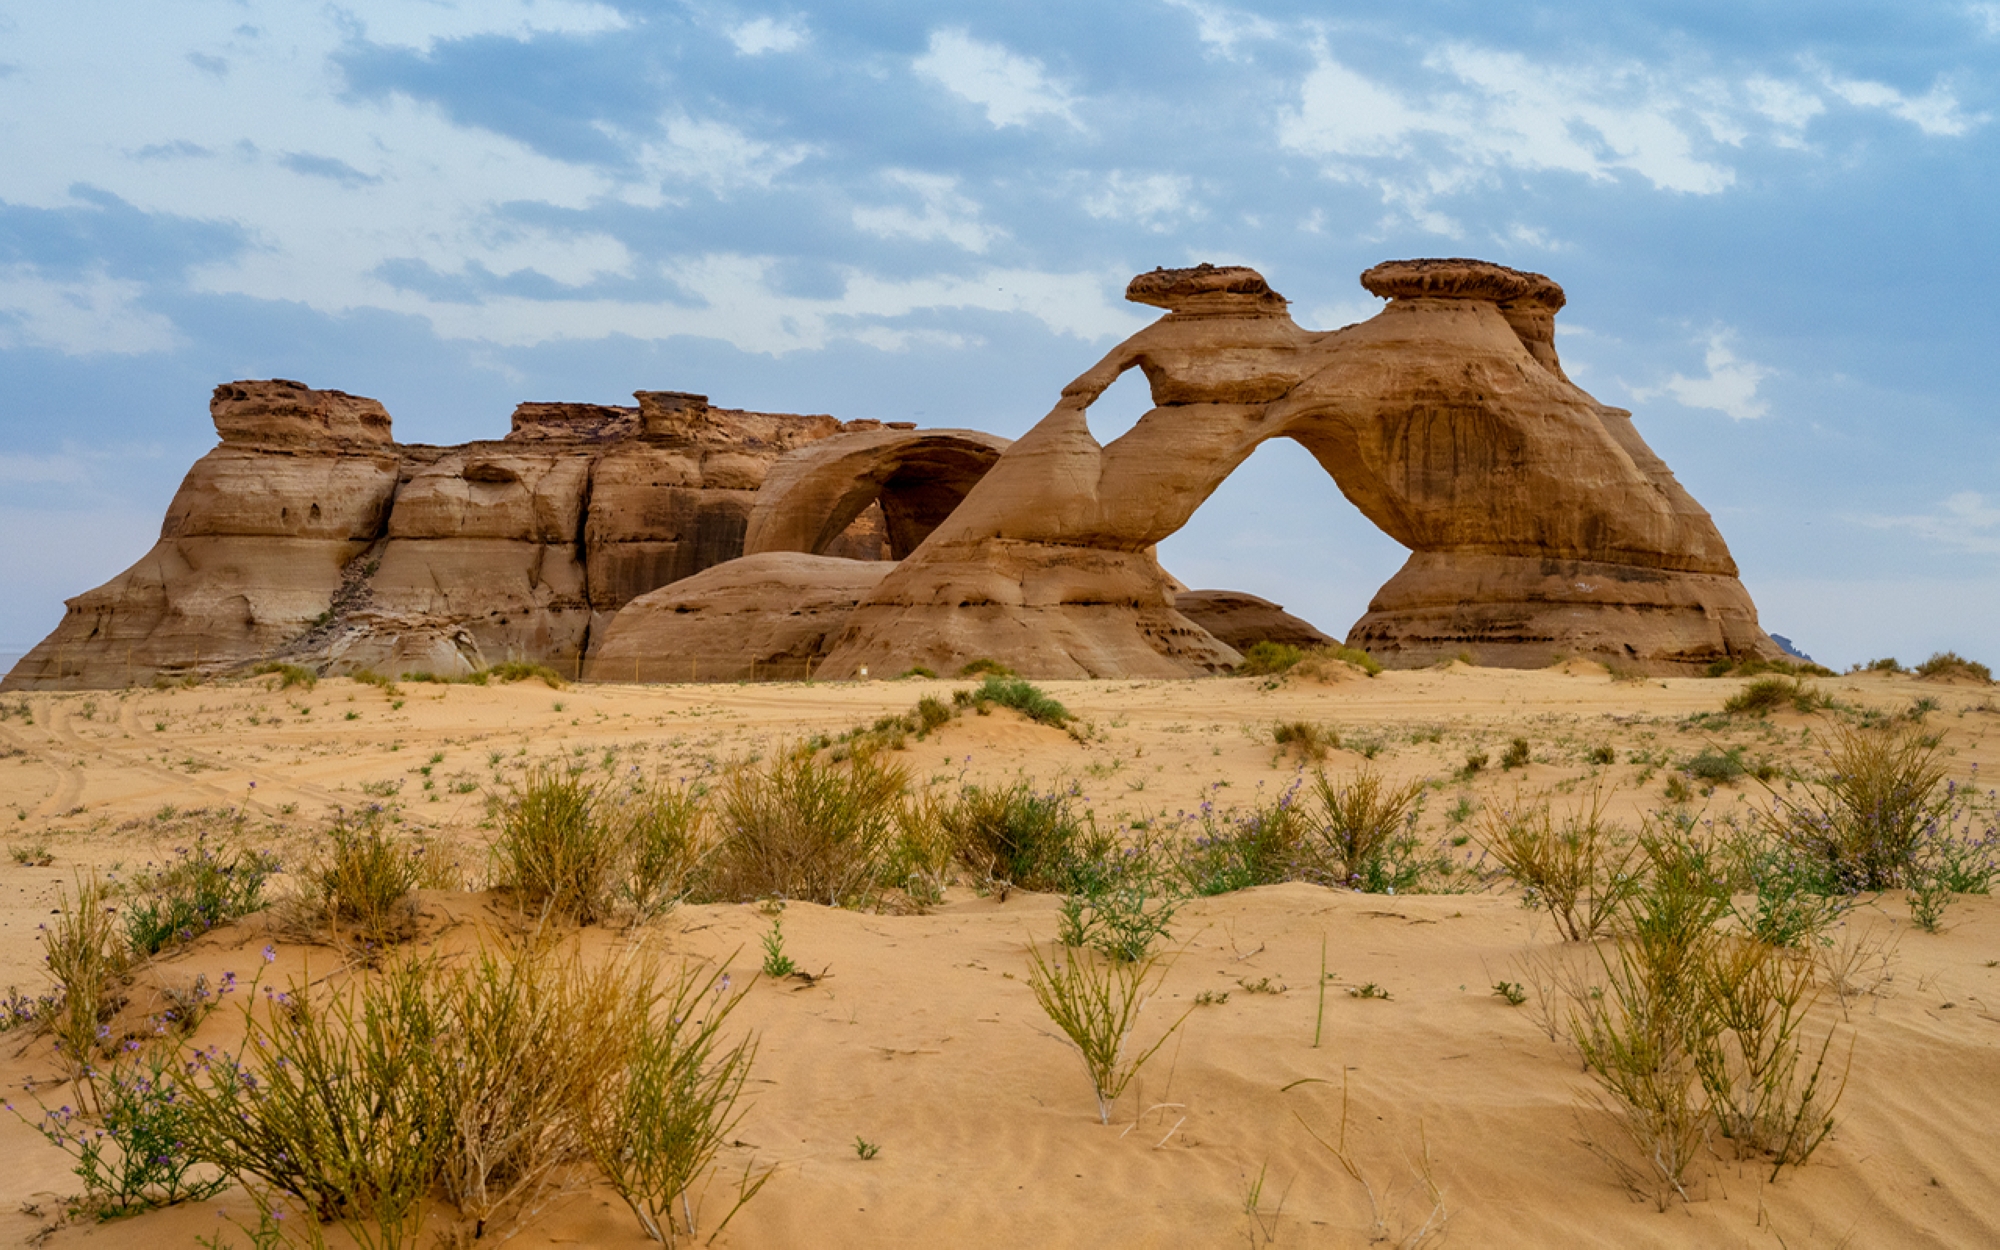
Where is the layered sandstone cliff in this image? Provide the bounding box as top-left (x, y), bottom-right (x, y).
top-left (3, 383), bottom-right (896, 688)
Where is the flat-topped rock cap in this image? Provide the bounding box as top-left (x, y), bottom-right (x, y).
top-left (1125, 263), bottom-right (1287, 310)
top-left (1360, 258), bottom-right (1565, 310)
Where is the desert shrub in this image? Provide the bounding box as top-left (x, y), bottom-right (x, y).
top-left (401, 671), bottom-right (449, 684)
top-left (884, 799), bottom-right (958, 906)
top-left (180, 956), bottom-right (446, 1248)
top-left (1733, 847), bottom-right (1851, 949)
top-left (959, 675), bottom-right (1072, 727)
top-left (584, 963), bottom-right (767, 1245)
top-left (1763, 720), bottom-right (1951, 891)
top-left (1853, 657), bottom-right (1904, 674)
top-left (897, 665), bottom-right (938, 679)
top-left (1272, 719), bottom-right (1339, 761)
top-left (619, 778), bottom-right (709, 921)
top-left (1025, 942), bottom-right (1189, 1125)
top-left (15, 1044), bottom-right (229, 1219)
top-left (1237, 641), bottom-right (1303, 675)
top-left (351, 669), bottom-right (400, 692)
top-left (915, 695), bottom-right (953, 733)
top-left (1571, 839), bottom-right (1843, 1205)
top-left (432, 936), bottom-right (647, 1241)
top-left (496, 767), bottom-right (623, 924)
top-left (1461, 751), bottom-right (1489, 776)
top-left (1295, 644), bottom-right (1384, 679)
top-left (480, 660), bottom-right (568, 689)
top-left (1059, 841), bottom-right (1183, 962)
top-left (956, 657), bottom-right (1014, 678)
top-left (251, 661), bottom-right (318, 691)
top-left (1588, 744), bottom-right (1617, 766)
top-left (39, 874), bottom-right (129, 1091)
top-left (1175, 785), bottom-right (1310, 896)
top-left (1305, 768), bottom-right (1430, 892)
top-left (1481, 792), bottom-right (1642, 941)
top-left (294, 807), bottom-right (424, 945)
top-left (706, 749), bottom-right (906, 905)
top-left (1725, 677), bottom-right (1812, 716)
top-left (123, 833), bottom-right (277, 958)
top-left (1914, 650), bottom-right (1993, 683)
top-left (934, 782), bottom-right (1100, 893)
top-left (1708, 656), bottom-right (1834, 679)
top-left (1500, 737), bottom-right (1531, 770)
top-left (1683, 748), bottom-right (1747, 787)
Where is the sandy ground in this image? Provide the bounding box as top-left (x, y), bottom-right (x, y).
top-left (0, 665), bottom-right (1996, 1247)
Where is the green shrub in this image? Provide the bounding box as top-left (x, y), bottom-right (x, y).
top-left (481, 660), bottom-right (568, 689)
top-left (123, 834), bottom-right (277, 958)
top-left (1914, 650), bottom-right (1993, 683)
top-left (897, 665), bottom-right (938, 679)
top-left (1295, 644), bottom-right (1384, 679)
top-left (1306, 768), bottom-right (1430, 892)
top-left (295, 807), bottom-right (424, 945)
top-left (1236, 641), bottom-right (1303, 676)
top-left (1853, 657), bottom-right (1904, 674)
top-left (1501, 737), bottom-right (1531, 770)
top-left (619, 778), bottom-right (708, 921)
top-left (933, 782), bottom-right (1100, 893)
top-left (961, 675), bottom-right (1072, 727)
top-left (957, 658), bottom-right (1014, 678)
top-left (706, 750), bottom-right (906, 905)
top-left (1272, 719), bottom-right (1338, 761)
top-left (251, 661), bottom-right (317, 691)
top-left (1059, 849), bottom-right (1183, 962)
top-left (1725, 676), bottom-right (1802, 716)
top-left (40, 873), bottom-right (129, 1090)
top-left (1764, 720), bottom-right (1951, 891)
top-left (1175, 787), bottom-right (1310, 895)
top-left (1683, 748), bottom-right (1747, 786)
top-left (496, 767), bottom-right (623, 924)
top-left (1025, 944), bottom-right (1189, 1125)
top-left (915, 695), bottom-right (953, 733)
top-left (1481, 793), bottom-right (1642, 941)
top-left (584, 963), bottom-right (767, 1245)
top-left (14, 1044), bottom-right (229, 1218)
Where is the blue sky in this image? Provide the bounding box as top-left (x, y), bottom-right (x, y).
top-left (3, 0), bottom-right (1998, 670)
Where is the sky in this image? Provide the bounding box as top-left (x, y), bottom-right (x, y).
top-left (2, 0), bottom-right (1998, 671)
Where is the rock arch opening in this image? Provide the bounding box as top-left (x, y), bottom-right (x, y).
top-left (742, 428), bottom-right (1012, 562)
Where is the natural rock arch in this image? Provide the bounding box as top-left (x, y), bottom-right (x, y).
top-left (815, 260), bottom-right (1778, 679)
top-left (743, 427), bottom-right (1012, 561)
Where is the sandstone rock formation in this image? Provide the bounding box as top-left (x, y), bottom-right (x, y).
top-left (6, 257), bottom-right (1782, 690)
top-left (815, 260), bottom-right (1779, 678)
top-left (3, 384), bottom-right (913, 688)
top-left (744, 427), bottom-right (1012, 560)
top-left (1173, 591), bottom-right (1335, 653)
top-left (585, 553), bottom-right (895, 683)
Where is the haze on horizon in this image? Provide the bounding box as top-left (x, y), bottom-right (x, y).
top-left (2, 0), bottom-right (1997, 672)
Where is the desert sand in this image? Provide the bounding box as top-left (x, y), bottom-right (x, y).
top-left (0, 664), bottom-right (1996, 1247)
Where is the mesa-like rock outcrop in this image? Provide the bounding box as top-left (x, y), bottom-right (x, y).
top-left (815, 260), bottom-right (1779, 678)
top-left (3, 384), bottom-right (910, 688)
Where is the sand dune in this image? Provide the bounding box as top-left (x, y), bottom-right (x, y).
top-left (0, 666), bottom-right (1995, 1247)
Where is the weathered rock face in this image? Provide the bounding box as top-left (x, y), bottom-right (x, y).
top-left (744, 427), bottom-right (1013, 560)
top-left (1173, 591), bottom-right (1335, 653)
top-left (3, 385), bottom-right (913, 689)
top-left (817, 259), bottom-right (1779, 678)
top-left (585, 553), bottom-right (895, 683)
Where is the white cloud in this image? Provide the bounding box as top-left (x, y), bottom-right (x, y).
top-left (1277, 43), bottom-right (1986, 227)
top-left (1967, 4), bottom-right (2000, 38)
top-left (727, 16), bottom-right (806, 56)
top-left (852, 171), bottom-right (1001, 253)
top-left (1821, 72), bottom-right (1984, 137)
top-left (913, 29), bottom-right (1080, 130)
top-left (1162, 0), bottom-right (1278, 58)
top-left (631, 114), bottom-right (816, 199)
top-left (1630, 330), bottom-right (1771, 421)
top-left (0, 452), bottom-right (89, 486)
top-left (1081, 171), bottom-right (1200, 230)
top-left (1863, 491), bottom-right (2000, 555)
top-left (0, 267), bottom-right (182, 354)
top-left (1280, 45), bottom-right (1736, 201)
top-left (338, 0), bottom-right (629, 50)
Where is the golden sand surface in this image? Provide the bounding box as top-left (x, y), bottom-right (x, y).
top-left (0, 667), bottom-right (1996, 1247)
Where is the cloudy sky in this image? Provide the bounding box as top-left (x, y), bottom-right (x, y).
top-left (3, 0), bottom-right (1998, 670)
